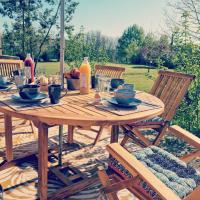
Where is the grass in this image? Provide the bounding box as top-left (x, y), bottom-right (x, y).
top-left (37, 62), bottom-right (158, 92)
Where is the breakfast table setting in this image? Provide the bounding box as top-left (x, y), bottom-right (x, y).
top-left (0, 60), bottom-right (164, 199)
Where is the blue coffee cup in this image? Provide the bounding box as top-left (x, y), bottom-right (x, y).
top-left (48, 84), bottom-right (67, 104)
top-left (111, 79), bottom-right (124, 89)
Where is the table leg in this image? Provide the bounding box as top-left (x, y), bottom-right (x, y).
top-left (38, 123), bottom-right (48, 200)
top-left (58, 125), bottom-right (63, 166)
top-left (67, 125), bottom-right (74, 144)
top-left (4, 114), bottom-right (13, 161)
top-left (110, 125), bottom-right (119, 143)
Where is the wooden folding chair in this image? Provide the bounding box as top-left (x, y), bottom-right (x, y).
top-left (0, 59), bottom-right (23, 77)
top-left (0, 59), bottom-right (36, 137)
top-left (94, 65), bottom-right (125, 78)
top-left (67, 65), bottom-right (125, 146)
top-left (0, 55), bottom-right (20, 60)
top-left (120, 70), bottom-right (195, 147)
top-left (98, 125), bottom-right (200, 200)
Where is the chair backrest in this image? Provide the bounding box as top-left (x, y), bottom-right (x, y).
top-left (95, 65), bottom-right (125, 78)
top-left (150, 70), bottom-right (195, 121)
top-left (0, 60), bottom-right (23, 78)
top-left (0, 55), bottom-right (20, 60)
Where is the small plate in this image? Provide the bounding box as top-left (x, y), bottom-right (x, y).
top-left (11, 93), bottom-right (48, 103)
top-left (107, 97), bottom-right (141, 108)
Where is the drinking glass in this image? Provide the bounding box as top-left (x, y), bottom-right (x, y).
top-left (97, 75), bottom-right (111, 100)
top-left (49, 75), bottom-right (60, 85)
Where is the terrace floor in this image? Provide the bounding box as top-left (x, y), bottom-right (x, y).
top-left (0, 119), bottom-right (199, 200)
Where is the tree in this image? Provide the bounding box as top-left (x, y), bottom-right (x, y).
top-left (0, 0), bottom-right (78, 70)
top-left (166, 0), bottom-right (200, 134)
top-left (85, 31), bottom-right (117, 62)
top-left (139, 33), bottom-right (171, 67)
top-left (116, 24), bottom-right (144, 63)
top-left (167, 0), bottom-right (200, 40)
top-left (65, 28), bottom-right (109, 73)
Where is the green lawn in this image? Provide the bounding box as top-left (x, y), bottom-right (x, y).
top-left (37, 62), bottom-right (158, 92)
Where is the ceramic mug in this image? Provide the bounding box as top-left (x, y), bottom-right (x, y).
top-left (12, 70), bottom-right (20, 76)
top-left (111, 78), bottom-right (124, 89)
top-left (48, 84), bottom-right (67, 104)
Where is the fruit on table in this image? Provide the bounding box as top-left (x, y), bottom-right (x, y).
top-left (64, 71), bottom-right (72, 79)
top-left (39, 75), bottom-right (48, 85)
top-left (70, 68), bottom-right (80, 79)
top-left (64, 68), bottom-right (80, 79)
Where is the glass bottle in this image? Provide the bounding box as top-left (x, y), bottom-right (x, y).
top-left (24, 53), bottom-right (34, 83)
top-left (79, 57), bottom-right (91, 94)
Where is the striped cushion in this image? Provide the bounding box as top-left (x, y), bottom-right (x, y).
top-left (109, 146), bottom-right (200, 199)
top-left (133, 116), bottom-right (164, 126)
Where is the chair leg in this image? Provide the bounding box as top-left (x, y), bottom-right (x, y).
top-left (120, 135), bottom-right (130, 146)
top-left (93, 126), bottom-right (104, 146)
top-left (153, 123), bottom-right (169, 146)
top-left (98, 166), bottom-right (119, 200)
top-left (30, 121), bottom-right (38, 139)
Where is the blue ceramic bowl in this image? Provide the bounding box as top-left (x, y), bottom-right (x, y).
top-left (19, 84), bottom-right (40, 99)
top-left (123, 84), bottom-right (135, 91)
top-left (114, 89), bottom-right (136, 105)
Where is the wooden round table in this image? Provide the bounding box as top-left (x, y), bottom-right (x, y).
top-left (0, 90), bottom-right (164, 200)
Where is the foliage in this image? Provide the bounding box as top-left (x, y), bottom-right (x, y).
top-left (116, 24), bottom-right (144, 63)
top-left (64, 29), bottom-right (115, 73)
top-left (167, 0), bottom-right (200, 40)
top-left (171, 37), bottom-right (200, 133)
top-left (116, 25), bottom-right (173, 68)
top-left (0, 0), bottom-right (78, 63)
top-left (139, 33), bottom-right (171, 68)
top-left (166, 0), bottom-right (200, 134)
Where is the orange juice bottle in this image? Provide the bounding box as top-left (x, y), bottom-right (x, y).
top-left (80, 57), bottom-right (91, 94)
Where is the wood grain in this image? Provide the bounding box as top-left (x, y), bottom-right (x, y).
top-left (121, 70), bottom-right (195, 147)
top-left (0, 60), bottom-right (22, 77)
top-left (0, 91), bottom-right (164, 127)
top-left (38, 123), bottom-right (48, 200)
top-left (4, 114), bottom-right (13, 161)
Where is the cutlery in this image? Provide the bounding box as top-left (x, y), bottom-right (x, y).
top-left (141, 101), bottom-right (160, 108)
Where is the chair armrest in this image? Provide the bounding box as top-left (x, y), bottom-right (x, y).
top-left (107, 143), bottom-right (181, 200)
top-left (168, 125), bottom-right (200, 150)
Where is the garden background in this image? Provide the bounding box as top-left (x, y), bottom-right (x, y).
top-left (0, 0), bottom-right (199, 134)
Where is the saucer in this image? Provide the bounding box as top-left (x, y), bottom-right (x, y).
top-left (0, 82), bottom-right (13, 89)
top-left (11, 93), bottom-right (48, 103)
top-left (107, 97), bottom-right (141, 108)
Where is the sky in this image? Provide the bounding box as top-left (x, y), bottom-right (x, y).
top-left (0, 0), bottom-right (169, 38)
top-left (71, 0), bottom-right (168, 38)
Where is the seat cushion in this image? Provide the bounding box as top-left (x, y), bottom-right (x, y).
top-left (133, 116), bottom-right (164, 126)
top-left (109, 146), bottom-right (200, 199)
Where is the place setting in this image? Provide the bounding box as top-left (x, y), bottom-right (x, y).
top-left (0, 75), bottom-right (15, 91)
top-left (0, 83), bottom-right (68, 111)
top-left (92, 77), bottom-right (161, 116)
